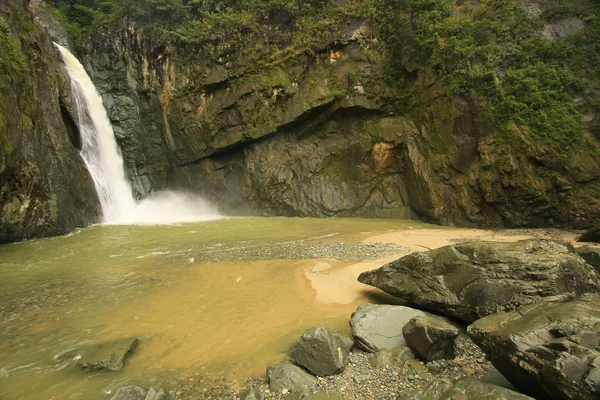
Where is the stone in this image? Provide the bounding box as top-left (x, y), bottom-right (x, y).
top-left (579, 224), bottom-right (600, 243)
top-left (267, 362), bottom-right (318, 393)
top-left (302, 391), bottom-right (344, 400)
top-left (576, 247), bottom-right (600, 274)
top-left (110, 386), bottom-right (179, 400)
top-left (78, 337), bottom-right (139, 371)
top-left (290, 327), bottom-right (353, 376)
top-left (236, 388), bottom-right (264, 400)
top-left (369, 346), bottom-right (415, 367)
top-left (350, 303), bottom-right (429, 352)
top-left (358, 239), bottom-right (600, 322)
top-left (408, 377), bottom-right (534, 399)
top-left (467, 294), bottom-right (600, 400)
top-left (403, 315), bottom-right (459, 362)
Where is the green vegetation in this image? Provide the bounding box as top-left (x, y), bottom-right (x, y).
top-left (49, 0), bottom-right (368, 58)
top-left (374, 0), bottom-right (600, 147)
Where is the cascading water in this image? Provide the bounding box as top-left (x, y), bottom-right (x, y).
top-left (55, 43), bottom-right (220, 224)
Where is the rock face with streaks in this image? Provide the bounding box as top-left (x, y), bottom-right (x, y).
top-left (290, 327), bottom-right (354, 376)
top-left (358, 239), bottom-right (600, 322)
top-left (403, 316), bottom-right (459, 362)
top-left (468, 294), bottom-right (600, 400)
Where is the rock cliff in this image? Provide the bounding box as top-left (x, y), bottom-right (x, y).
top-left (0, 0), bottom-right (98, 243)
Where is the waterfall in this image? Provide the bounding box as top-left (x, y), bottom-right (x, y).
top-left (55, 44), bottom-right (220, 224)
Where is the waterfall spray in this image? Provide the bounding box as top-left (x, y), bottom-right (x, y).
top-left (55, 44), bottom-right (220, 224)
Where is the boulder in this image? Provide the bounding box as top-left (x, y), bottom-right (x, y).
top-left (467, 294), bottom-right (600, 400)
top-left (369, 346), bottom-right (415, 367)
top-left (358, 239), bottom-right (600, 322)
top-left (350, 304), bottom-right (428, 352)
top-left (302, 391), bottom-right (344, 400)
top-left (408, 377), bottom-right (533, 400)
top-left (110, 386), bottom-right (179, 400)
top-left (576, 247), bottom-right (600, 274)
top-left (236, 388), bottom-right (264, 400)
top-left (78, 337), bottom-right (139, 371)
top-left (290, 327), bottom-right (353, 376)
top-left (403, 316), bottom-right (459, 362)
top-left (579, 224), bottom-right (600, 243)
top-left (267, 362), bottom-right (317, 394)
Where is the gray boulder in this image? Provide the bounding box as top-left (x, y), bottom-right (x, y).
top-left (110, 386), bottom-right (179, 400)
top-left (369, 346), bottom-right (415, 367)
top-left (403, 315), bottom-right (459, 362)
top-left (290, 327), bottom-right (353, 376)
top-left (78, 337), bottom-right (139, 371)
top-left (358, 239), bottom-right (600, 322)
top-left (579, 224), bottom-right (600, 243)
top-left (407, 377), bottom-right (533, 400)
top-left (576, 247), bottom-right (600, 274)
top-left (350, 304), bottom-right (428, 352)
top-left (236, 388), bottom-right (264, 400)
top-left (468, 294), bottom-right (600, 400)
top-left (267, 362), bottom-right (317, 394)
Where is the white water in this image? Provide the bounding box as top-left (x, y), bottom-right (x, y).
top-left (55, 44), bottom-right (220, 224)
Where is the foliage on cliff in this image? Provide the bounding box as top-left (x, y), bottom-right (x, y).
top-left (48, 0), bottom-right (371, 57)
top-left (374, 0), bottom-right (600, 150)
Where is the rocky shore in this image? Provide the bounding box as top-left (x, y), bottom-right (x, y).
top-left (104, 232), bottom-right (600, 400)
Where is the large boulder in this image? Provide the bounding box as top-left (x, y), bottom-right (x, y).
top-left (467, 294), bottom-right (600, 400)
top-left (408, 378), bottom-right (534, 400)
top-left (576, 247), bottom-right (600, 274)
top-left (110, 386), bottom-right (179, 400)
top-left (358, 240), bottom-right (600, 322)
top-left (78, 338), bottom-right (139, 371)
top-left (579, 224), bottom-right (600, 243)
top-left (350, 304), bottom-right (428, 352)
top-left (267, 362), bottom-right (318, 394)
top-left (290, 327), bottom-right (353, 376)
top-left (403, 315), bottom-right (459, 362)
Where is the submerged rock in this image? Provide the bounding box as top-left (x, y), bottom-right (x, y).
top-left (468, 294), bottom-right (600, 400)
top-left (358, 239), bottom-right (600, 322)
top-left (110, 386), bottom-right (179, 400)
top-left (267, 362), bottom-right (317, 393)
top-left (78, 337), bottom-right (139, 371)
top-left (291, 327), bottom-right (353, 376)
top-left (403, 316), bottom-right (459, 362)
top-left (350, 304), bottom-right (428, 352)
top-left (408, 377), bottom-right (533, 400)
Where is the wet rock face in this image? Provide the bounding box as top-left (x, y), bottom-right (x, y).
top-left (358, 239), bottom-right (600, 322)
top-left (0, 0), bottom-right (99, 244)
top-left (467, 294), bottom-right (600, 400)
top-left (78, 14), bottom-right (600, 229)
top-left (290, 327), bottom-right (354, 376)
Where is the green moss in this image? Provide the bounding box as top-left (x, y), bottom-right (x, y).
top-left (375, 0), bottom-right (599, 155)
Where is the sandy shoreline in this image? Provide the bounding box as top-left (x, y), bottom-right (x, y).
top-left (304, 227), bottom-right (579, 306)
